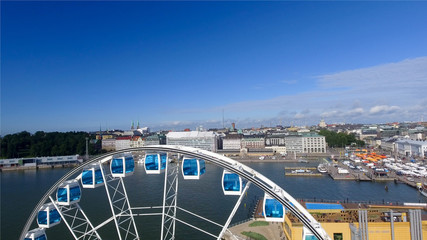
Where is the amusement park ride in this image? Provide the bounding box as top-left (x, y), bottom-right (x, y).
top-left (21, 145), bottom-right (331, 240)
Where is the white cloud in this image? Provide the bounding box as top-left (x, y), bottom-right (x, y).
top-left (294, 113), bottom-right (305, 119)
top-left (317, 57), bottom-right (427, 93)
top-left (347, 108), bottom-right (364, 116)
top-left (157, 57), bottom-right (427, 127)
top-left (369, 105), bottom-right (401, 115)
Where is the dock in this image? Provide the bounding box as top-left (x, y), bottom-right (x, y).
top-left (285, 167), bottom-right (317, 170)
top-left (286, 172), bottom-right (323, 177)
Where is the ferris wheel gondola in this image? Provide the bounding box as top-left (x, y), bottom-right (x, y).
top-left (182, 157), bottom-right (205, 180)
top-left (56, 180), bottom-right (81, 206)
top-left (81, 163), bottom-right (104, 188)
top-left (144, 152), bottom-right (167, 174)
top-left (24, 228), bottom-right (47, 240)
top-left (37, 203), bottom-right (61, 228)
top-left (222, 170), bottom-right (245, 195)
top-left (110, 153), bottom-right (134, 177)
top-left (263, 192), bottom-right (285, 222)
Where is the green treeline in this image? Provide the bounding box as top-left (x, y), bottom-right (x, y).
top-left (318, 129), bottom-right (365, 148)
top-left (0, 131), bottom-right (104, 159)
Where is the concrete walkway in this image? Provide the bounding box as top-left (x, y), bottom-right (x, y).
top-left (224, 219), bottom-right (285, 240)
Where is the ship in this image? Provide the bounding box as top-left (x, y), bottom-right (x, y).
top-left (317, 164), bottom-right (328, 173)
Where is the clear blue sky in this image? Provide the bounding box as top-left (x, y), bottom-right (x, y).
top-left (2, 1), bottom-right (427, 134)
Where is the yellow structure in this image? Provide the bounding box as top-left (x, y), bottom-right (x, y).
top-left (282, 203), bottom-right (427, 240)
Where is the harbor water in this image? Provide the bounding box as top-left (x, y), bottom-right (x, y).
top-left (1, 161), bottom-right (426, 239)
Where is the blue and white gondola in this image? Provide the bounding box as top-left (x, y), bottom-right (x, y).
top-left (56, 180), bottom-right (81, 206)
top-left (263, 192), bottom-right (285, 222)
top-left (182, 157), bottom-right (205, 180)
top-left (144, 153), bottom-right (167, 174)
top-left (81, 163), bottom-right (104, 188)
top-left (37, 203), bottom-right (61, 228)
top-left (222, 170), bottom-right (245, 195)
top-left (24, 228), bottom-right (47, 240)
top-left (111, 153), bottom-right (135, 178)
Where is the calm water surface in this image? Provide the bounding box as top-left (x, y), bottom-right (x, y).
top-left (2, 162), bottom-right (426, 239)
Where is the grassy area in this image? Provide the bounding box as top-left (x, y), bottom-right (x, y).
top-left (241, 231), bottom-right (268, 240)
top-left (248, 221), bottom-right (270, 227)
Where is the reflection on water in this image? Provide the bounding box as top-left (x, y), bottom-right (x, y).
top-left (1, 162), bottom-right (425, 239)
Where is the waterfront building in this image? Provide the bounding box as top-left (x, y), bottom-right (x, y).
top-left (222, 134), bottom-right (242, 150)
top-left (396, 139), bottom-right (427, 158)
top-left (0, 155), bottom-right (81, 168)
top-left (95, 132), bottom-right (116, 140)
top-left (101, 138), bottom-right (116, 151)
top-left (285, 134), bottom-right (304, 153)
top-left (265, 134), bottom-right (286, 147)
top-left (115, 136), bottom-right (132, 150)
top-left (166, 131), bottom-right (217, 152)
top-left (145, 134), bottom-right (161, 145)
top-left (241, 135), bottom-right (265, 149)
top-left (281, 202), bottom-right (427, 240)
top-left (129, 136), bottom-right (145, 148)
top-left (302, 132), bottom-right (326, 153)
top-left (381, 137), bottom-right (398, 153)
top-left (265, 134), bottom-right (286, 154)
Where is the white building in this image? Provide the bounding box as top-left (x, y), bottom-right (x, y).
top-left (129, 136), bottom-right (145, 148)
top-left (115, 136), bottom-right (131, 150)
top-left (241, 135), bottom-right (265, 149)
top-left (284, 133), bottom-right (326, 154)
top-left (396, 139), bottom-right (427, 158)
top-left (302, 133), bottom-right (326, 153)
top-left (222, 134), bottom-right (242, 150)
top-left (285, 135), bottom-right (303, 153)
top-left (166, 131), bottom-right (217, 152)
top-left (102, 139), bottom-right (116, 151)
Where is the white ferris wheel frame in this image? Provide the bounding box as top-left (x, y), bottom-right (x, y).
top-left (20, 145), bottom-right (331, 240)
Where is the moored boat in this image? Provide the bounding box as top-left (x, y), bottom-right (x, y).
top-left (317, 164), bottom-right (328, 173)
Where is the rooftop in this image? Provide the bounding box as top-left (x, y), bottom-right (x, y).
top-left (166, 131), bottom-right (216, 138)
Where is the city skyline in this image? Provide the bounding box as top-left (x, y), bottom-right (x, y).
top-left (2, 1), bottom-right (427, 135)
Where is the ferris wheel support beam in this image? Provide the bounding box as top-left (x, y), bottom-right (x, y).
top-left (100, 163), bottom-right (140, 240)
top-left (21, 145), bottom-right (330, 240)
top-left (48, 196), bottom-right (101, 240)
top-left (217, 182), bottom-right (251, 240)
top-left (161, 156), bottom-right (180, 240)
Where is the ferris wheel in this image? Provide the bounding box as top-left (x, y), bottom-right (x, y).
top-left (20, 145), bottom-right (331, 240)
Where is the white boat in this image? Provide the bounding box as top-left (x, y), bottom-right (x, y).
top-left (292, 169), bottom-right (306, 174)
top-left (298, 159), bottom-right (308, 163)
top-left (317, 164), bottom-right (327, 173)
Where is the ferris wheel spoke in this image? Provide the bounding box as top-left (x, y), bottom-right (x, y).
top-left (161, 158), bottom-right (180, 240)
top-left (217, 182), bottom-right (251, 240)
top-left (48, 196), bottom-right (101, 240)
top-left (100, 163), bottom-right (140, 240)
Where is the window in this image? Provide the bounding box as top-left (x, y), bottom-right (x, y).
top-left (333, 233), bottom-right (343, 240)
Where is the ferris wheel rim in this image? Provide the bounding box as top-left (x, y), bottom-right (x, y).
top-left (20, 145), bottom-right (330, 240)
